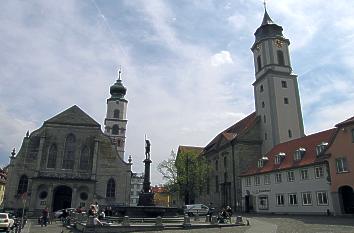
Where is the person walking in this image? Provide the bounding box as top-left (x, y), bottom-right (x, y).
top-left (41, 207), bottom-right (49, 227)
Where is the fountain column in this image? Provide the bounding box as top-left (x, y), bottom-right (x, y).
top-left (137, 139), bottom-right (154, 206)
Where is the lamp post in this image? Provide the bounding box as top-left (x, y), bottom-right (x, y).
top-left (186, 155), bottom-right (189, 205)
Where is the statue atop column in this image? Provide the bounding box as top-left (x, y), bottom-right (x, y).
top-left (138, 136), bottom-right (154, 206)
top-left (145, 139), bottom-right (151, 160)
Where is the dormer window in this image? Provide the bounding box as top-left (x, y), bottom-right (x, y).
top-left (316, 142), bottom-right (328, 156)
top-left (294, 148), bottom-right (306, 161)
top-left (275, 152), bottom-right (286, 164)
top-left (258, 157), bottom-right (269, 168)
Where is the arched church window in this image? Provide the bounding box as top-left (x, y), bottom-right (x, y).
top-left (17, 175), bottom-right (28, 195)
top-left (106, 178), bottom-right (116, 198)
top-left (79, 146), bottom-right (90, 170)
top-left (112, 125), bottom-right (119, 135)
top-left (62, 134), bottom-right (76, 169)
top-left (113, 109), bottom-right (120, 119)
top-left (277, 50), bottom-right (285, 66)
top-left (47, 144), bottom-right (57, 169)
top-left (257, 56), bottom-right (262, 71)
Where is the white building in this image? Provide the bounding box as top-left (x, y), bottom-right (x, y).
top-left (130, 173), bottom-right (144, 206)
top-left (240, 129), bottom-right (336, 215)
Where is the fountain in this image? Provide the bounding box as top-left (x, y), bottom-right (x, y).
top-left (113, 138), bottom-right (180, 217)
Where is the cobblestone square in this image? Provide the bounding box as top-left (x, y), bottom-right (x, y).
top-left (20, 215), bottom-right (354, 233)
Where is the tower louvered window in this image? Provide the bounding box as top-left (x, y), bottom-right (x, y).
top-left (257, 56), bottom-right (262, 71)
top-left (113, 109), bottom-right (120, 119)
top-left (277, 50), bottom-right (285, 66)
top-left (112, 125), bottom-right (119, 135)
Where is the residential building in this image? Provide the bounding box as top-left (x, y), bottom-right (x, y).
top-left (323, 116), bottom-right (354, 214)
top-left (151, 185), bottom-right (171, 207)
top-left (130, 173), bottom-right (144, 206)
top-left (240, 129), bottom-right (335, 214)
top-left (0, 168), bottom-right (7, 207)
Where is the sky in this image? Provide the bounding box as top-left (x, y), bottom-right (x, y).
top-left (1, 0), bottom-right (354, 185)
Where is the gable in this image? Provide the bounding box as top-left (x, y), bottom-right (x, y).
top-left (203, 112), bottom-right (258, 154)
top-left (44, 105), bottom-right (100, 128)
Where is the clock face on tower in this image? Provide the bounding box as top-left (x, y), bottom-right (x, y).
top-left (275, 39), bottom-right (283, 48)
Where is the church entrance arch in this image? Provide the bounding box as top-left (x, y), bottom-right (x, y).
top-left (339, 185), bottom-right (354, 214)
top-left (53, 185), bottom-right (72, 211)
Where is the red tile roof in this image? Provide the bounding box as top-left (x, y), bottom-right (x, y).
top-left (240, 128), bottom-right (336, 176)
top-left (203, 112), bottom-right (258, 154)
top-left (151, 186), bottom-right (168, 193)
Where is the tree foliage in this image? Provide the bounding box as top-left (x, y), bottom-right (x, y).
top-left (157, 149), bottom-right (209, 204)
top-left (157, 150), bottom-right (179, 192)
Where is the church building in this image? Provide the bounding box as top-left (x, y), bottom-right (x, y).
top-left (194, 7), bottom-right (305, 211)
top-left (3, 74), bottom-right (132, 213)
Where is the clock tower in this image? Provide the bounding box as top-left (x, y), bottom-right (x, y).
top-left (104, 70), bottom-right (128, 160)
top-left (251, 7), bottom-right (305, 154)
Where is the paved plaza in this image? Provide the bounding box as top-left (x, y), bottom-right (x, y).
top-left (18, 215), bottom-right (354, 233)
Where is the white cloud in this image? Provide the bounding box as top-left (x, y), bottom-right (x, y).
top-left (0, 105), bottom-right (37, 153)
top-left (304, 98), bottom-right (354, 134)
top-left (227, 14), bottom-right (246, 31)
top-left (211, 51), bottom-right (234, 67)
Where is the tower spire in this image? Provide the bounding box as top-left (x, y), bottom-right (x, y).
top-left (261, 2), bottom-right (274, 26)
top-left (263, 0), bottom-right (266, 11)
top-left (118, 66), bottom-right (122, 81)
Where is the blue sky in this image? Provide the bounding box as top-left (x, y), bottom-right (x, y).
top-left (1, 0), bottom-right (354, 184)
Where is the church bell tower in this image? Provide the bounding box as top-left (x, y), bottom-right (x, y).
top-left (104, 70), bottom-right (128, 159)
top-left (251, 6), bottom-right (305, 154)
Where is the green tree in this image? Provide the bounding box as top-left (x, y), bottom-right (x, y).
top-left (157, 150), bottom-right (179, 193)
top-left (157, 149), bottom-right (209, 205)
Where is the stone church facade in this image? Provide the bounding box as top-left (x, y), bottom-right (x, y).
top-left (194, 8), bottom-right (305, 211)
top-left (4, 77), bottom-right (131, 213)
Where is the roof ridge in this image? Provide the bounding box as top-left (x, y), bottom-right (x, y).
top-left (241, 128), bottom-right (337, 177)
top-left (44, 105), bottom-right (100, 127)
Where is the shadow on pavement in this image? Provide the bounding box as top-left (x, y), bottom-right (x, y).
top-left (242, 213), bottom-right (354, 227)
